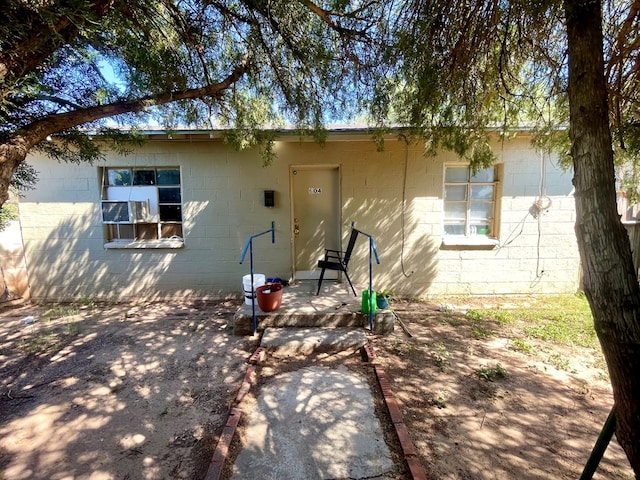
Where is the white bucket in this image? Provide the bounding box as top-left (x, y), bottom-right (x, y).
top-left (242, 274), bottom-right (266, 305)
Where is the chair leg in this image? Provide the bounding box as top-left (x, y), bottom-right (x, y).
top-left (316, 268), bottom-right (326, 295)
top-left (343, 271), bottom-right (357, 296)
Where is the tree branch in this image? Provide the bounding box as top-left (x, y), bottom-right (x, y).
top-left (205, 1), bottom-right (257, 25)
top-left (296, 0), bottom-right (369, 36)
top-left (606, 0), bottom-right (640, 81)
top-left (0, 0), bottom-right (117, 83)
top-left (31, 95), bottom-right (84, 111)
top-left (16, 60), bottom-right (249, 148)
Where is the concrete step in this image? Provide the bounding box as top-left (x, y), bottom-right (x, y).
top-left (233, 308), bottom-right (395, 336)
top-left (233, 308), bottom-right (361, 335)
top-left (260, 327), bottom-right (368, 355)
top-left (232, 281), bottom-right (396, 336)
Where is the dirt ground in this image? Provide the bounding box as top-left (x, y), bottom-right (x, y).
top-left (372, 299), bottom-right (634, 479)
top-left (0, 297), bottom-right (635, 479)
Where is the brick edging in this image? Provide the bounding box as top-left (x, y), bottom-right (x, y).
top-left (364, 344), bottom-right (429, 480)
top-left (204, 408), bottom-right (242, 480)
top-left (206, 342), bottom-right (428, 480)
top-left (204, 346), bottom-right (265, 480)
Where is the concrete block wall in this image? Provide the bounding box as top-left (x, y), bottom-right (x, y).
top-left (20, 141), bottom-right (293, 300)
top-left (18, 132), bottom-right (581, 301)
top-left (426, 141), bottom-right (579, 296)
top-left (0, 219), bottom-right (30, 300)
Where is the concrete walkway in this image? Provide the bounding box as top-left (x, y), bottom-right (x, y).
top-left (206, 282), bottom-right (420, 479)
top-left (230, 364), bottom-right (397, 479)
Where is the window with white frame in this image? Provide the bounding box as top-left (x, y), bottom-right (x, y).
top-left (100, 167), bottom-right (183, 246)
top-left (443, 164), bottom-right (498, 239)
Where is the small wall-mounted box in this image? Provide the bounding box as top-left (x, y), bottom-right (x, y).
top-left (264, 190), bottom-right (275, 208)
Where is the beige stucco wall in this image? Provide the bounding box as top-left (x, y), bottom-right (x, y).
top-left (19, 132), bottom-right (580, 301)
top-left (0, 219), bottom-right (30, 300)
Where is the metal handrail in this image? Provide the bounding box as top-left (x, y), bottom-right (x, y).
top-left (352, 222), bottom-right (380, 331)
top-left (580, 406), bottom-right (616, 480)
top-left (240, 221), bottom-right (275, 336)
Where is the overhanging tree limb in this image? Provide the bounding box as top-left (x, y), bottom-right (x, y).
top-left (0, 0), bottom-right (117, 84)
top-left (296, 0), bottom-right (373, 36)
top-left (15, 59), bottom-right (249, 149)
top-left (0, 59), bottom-right (249, 207)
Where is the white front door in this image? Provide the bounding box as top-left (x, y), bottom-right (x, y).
top-left (291, 166), bottom-right (340, 279)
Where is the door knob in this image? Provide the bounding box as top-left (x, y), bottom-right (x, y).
top-left (294, 219), bottom-right (300, 237)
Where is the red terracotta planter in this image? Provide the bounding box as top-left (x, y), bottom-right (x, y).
top-left (256, 283), bottom-right (283, 312)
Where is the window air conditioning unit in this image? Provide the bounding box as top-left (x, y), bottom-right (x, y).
top-left (129, 200), bottom-right (154, 223)
top-left (101, 200), bottom-right (154, 223)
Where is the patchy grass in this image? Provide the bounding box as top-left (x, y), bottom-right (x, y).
top-left (478, 294), bottom-right (597, 349)
top-left (19, 330), bottom-right (60, 355)
top-left (465, 310), bottom-right (484, 323)
top-left (41, 304), bottom-right (80, 322)
top-left (476, 363), bottom-right (509, 382)
top-left (432, 342), bottom-right (451, 372)
top-left (510, 337), bottom-right (535, 354)
top-left (471, 323), bottom-right (493, 339)
top-left (66, 321), bottom-right (80, 336)
top-left (439, 310), bottom-right (467, 326)
top-left (547, 353), bottom-right (571, 371)
top-left (78, 296), bottom-right (98, 309)
top-left (18, 306), bottom-right (83, 355)
top-left (466, 310), bottom-right (495, 339)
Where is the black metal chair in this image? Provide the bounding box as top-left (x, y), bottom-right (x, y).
top-left (316, 228), bottom-right (359, 296)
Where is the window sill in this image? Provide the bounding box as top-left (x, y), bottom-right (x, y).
top-left (104, 239), bottom-right (185, 250)
top-left (441, 236), bottom-right (499, 250)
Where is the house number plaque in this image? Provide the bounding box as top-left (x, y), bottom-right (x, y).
top-left (308, 187), bottom-right (322, 195)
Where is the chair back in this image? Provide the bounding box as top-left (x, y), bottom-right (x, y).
top-left (342, 229), bottom-right (359, 265)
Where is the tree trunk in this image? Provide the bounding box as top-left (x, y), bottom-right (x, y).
top-left (564, 0), bottom-right (640, 474)
top-left (0, 137), bottom-right (29, 206)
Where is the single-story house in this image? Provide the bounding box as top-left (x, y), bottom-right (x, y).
top-left (8, 128), bottom-right (581, 301)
